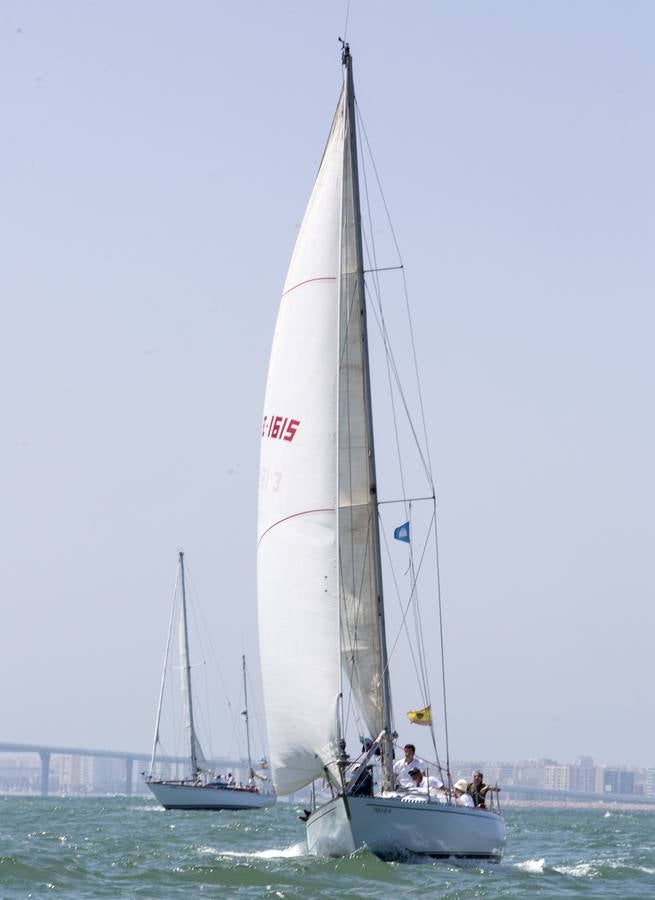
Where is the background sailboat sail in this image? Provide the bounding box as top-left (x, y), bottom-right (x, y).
top-left (257, 88), bottom-right (346, 795)
top-left (177, 600), bottom-right (207, 776)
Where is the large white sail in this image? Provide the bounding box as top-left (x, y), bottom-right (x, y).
top-left (258, 50), bottom-right (390, 795)
top-left (257, 90), bottom-right (346, 795)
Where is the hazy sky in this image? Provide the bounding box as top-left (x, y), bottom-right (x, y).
top-left (2, 1), bottom-right (653, 770)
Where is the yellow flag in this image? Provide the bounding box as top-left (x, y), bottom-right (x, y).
top-left (406, 705), bottom-right (432, 726)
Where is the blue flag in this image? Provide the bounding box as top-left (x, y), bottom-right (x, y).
top-left (394, 521), bottom-right (410, 543)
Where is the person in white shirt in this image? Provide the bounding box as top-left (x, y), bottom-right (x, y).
top-left (393, 743), bottom-right (429, 789)
top-left (452, 778), bottom-right (474, 807)
top-left (407, 767), bottom-right (446, 801)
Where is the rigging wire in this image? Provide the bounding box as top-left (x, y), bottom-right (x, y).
top-left (377, 511), bottom-right (427, 689)
top-left (382, 507), bottom-right (435, 666)
top-left (341, 0), bottom-right (351, 44)
top-left (432, 507), bottom-right (451, 778)
top-left (355, 101), bottom-right (435, 489)
top-left (360, 141), bottom-right (410, 514)
top-left (355, 97), bottom-right (451, 770)
top-left (185, 566), bottom-right (242, 759)
top-left (243, 663), bottom-right (270, 768)
top-left (407, 502), bottom-right (431, 707)
top-left (378, 506), bottom-right (444, 775)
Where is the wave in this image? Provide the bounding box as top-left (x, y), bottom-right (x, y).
top-left (553, 862), bottom-right (594, 877)
top-left (198, 843), bottom-right (306, 860)
top-left (514, 858), bottom-right (545, 873)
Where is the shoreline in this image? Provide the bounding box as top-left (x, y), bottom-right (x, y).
top-left (501, 799), bottom-right (655, 812)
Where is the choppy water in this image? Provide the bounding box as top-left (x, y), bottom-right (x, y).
top-left (1, 795), bottom-right (654, 897)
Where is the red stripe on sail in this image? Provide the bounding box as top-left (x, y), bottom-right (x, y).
top-left (282, 276), bottom-right (336, 297)
top-left (257, 508), bottom-right (334, 547)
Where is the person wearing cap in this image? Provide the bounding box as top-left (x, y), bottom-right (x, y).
top-left (452, 778), bottom-right (475, 806)
top-left (393, 743), bottom-right (429, 789)
top-left (467, 770), bottom-right (496, 808)
top-left (407, 767), bottom-right (445, 800)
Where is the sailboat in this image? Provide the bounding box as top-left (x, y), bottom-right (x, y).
top-left (257, 45), bottom-right (506, 858)
top-left (145, 552), bottom-right (275, 810)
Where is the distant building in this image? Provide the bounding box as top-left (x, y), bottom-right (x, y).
top-left (597, 767), bottom-right (635, 795)
top-left (483, 763), bottom-right (516, 786)
top-left (56, 755), bottom-right (93, 795)
top-left (91, 756), bottom-right (127, 794)
top-left (569, 762), bottom-right (596, 792)
top-left (645, 769), bottom-right (655, 800)
top-left (544, 765), bottom-right (570, 791)
top-left (512, 758), bottom-right (559, 789)
top-left (0, 754), bottom-right (41, 793)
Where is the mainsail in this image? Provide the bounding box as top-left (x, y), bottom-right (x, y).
top-left (257, 47), bottom-right (389, 795)
top-left (337, 56), bottom-right (387, 744)
top-left (177, 604), bottom-right (207, 776)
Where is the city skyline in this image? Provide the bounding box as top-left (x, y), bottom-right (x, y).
top-left (2, 744), bottom-right (655, 804)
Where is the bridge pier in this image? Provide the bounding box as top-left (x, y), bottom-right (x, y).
top-left (125, 757), bottom-right (133, 796)
top-left (39, 750), bottom-right (50, 797)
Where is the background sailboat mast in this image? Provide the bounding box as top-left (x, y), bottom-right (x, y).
top-left (242, 654), bottom-right (253, 774)
top-left (178, 550), bottom-right (199, 778)
top-left (341, 44), bottom-right (395, 788)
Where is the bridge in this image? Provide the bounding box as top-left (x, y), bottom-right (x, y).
top-left (3, 744), bottom-right (654, 807)
top-left (0, 742), bottom-right (245, 798)
top-left (500, 782), bottom-right (655, 806)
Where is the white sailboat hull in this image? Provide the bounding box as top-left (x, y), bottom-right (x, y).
top-left (145, 780), bottom-right (276, 811)
top-left (305, 795), bottom-right (506, 860)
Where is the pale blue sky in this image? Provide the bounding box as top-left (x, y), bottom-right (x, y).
top-left (1, 1), bottom-right (653, 768)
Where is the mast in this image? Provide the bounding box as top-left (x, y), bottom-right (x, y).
top-left (340, 44), bottom-right (395, 789)
top-left (242, 654), bottom-right (253, 774)
top-left (179, 550), bottom-right (199, 778)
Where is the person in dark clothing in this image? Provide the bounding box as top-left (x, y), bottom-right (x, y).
top-left (348, 764), bottom-right (373, 796)
top-left (467, 770), bottom-right (497, 808)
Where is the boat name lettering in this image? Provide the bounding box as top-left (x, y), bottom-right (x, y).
top-left (372, 806), bottom-right (392, 815)
top-left (262, 415), bottom-right (300, 442)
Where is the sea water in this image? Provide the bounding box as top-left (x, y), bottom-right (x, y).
top-left (0, 795), bottom-right (653, 897)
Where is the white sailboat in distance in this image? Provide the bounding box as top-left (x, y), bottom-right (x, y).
top-left (145, 552), bottom-right (275, 810)
top-left (257, 44), bottom-right (505, 859)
